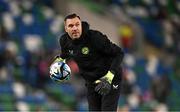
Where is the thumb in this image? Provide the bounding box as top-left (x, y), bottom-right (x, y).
top-left (95, 80), bottom-right (101, 84)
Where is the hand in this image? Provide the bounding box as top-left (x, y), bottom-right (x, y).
top-left (53, 55), bottom-right (66, 63)
top-left (94, 71), bottom-right (114, 95)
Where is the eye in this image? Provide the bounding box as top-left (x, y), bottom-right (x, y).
top-left (76, 23), bottom-right (79, 27)
top-left (68, 24), bottom-right (73, 28)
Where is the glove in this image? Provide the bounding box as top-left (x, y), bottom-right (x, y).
top-left (53, 55), bottom-right (66, 63)
top-left (94, 71), bottom-right (114, 95)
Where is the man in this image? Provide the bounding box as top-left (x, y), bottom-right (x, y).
top-left (54, 13), bottom-right (124, 111)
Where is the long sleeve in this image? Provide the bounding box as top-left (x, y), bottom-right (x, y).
top-left (59, 34), bottom-right (70, 59)
top-left (91, 31), bottom-right (124, 74)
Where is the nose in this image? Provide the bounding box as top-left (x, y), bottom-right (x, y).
top-left (72, 26), bottom-right (78, 30)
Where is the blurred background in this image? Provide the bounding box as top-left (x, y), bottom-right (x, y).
top-left (0, 0), bottom-right (180, 111)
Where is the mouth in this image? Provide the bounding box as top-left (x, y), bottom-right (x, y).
top-left (72, 32), bottom-right (80, 37)
top-left (72, 32), bottom-right (79, 35)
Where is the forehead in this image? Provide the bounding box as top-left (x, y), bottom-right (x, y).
top-left (65, 17), bottom-right (81, 25)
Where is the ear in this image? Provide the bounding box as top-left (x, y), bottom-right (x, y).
top-left (64, 22), bottom-right (67, 32)
top-left (64, 26), bottom-right (67, 33)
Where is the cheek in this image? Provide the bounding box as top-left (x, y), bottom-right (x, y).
top-left (79, 27), bottom-right (82, 33)
top-left (65, 29), bottom-right (71, 33)
top-left (65, 26), bottom-right (70, 32)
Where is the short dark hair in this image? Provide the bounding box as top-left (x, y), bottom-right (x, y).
top-left (64, 13), bottom-right (81, 22)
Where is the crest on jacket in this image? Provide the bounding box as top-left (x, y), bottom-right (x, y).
top-left (81, 47), bottom-right (89, 55)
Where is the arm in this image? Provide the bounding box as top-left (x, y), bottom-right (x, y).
top-left (51, 34), bottom-right (70, 63)
top-left (91, 31), bottom-right (124, 74)
top-left (91, 31), bottom-right (124, 95)
top-left (59, 35), bottom-right (69, 59)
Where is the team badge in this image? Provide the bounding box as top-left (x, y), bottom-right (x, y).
top-left (81, 47), bottom-right (89, 55)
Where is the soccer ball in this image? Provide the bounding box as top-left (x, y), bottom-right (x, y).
top-left (49, 61), bottom-right (71, 83)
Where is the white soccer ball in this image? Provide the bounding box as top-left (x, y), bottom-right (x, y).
top-left (49, 61), bottom-right (71, 83)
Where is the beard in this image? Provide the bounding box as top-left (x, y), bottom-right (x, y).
top-left (71, 33), bottom-right (81, 39)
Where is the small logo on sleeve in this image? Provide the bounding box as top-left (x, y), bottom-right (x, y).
top-left (69, 50), bottom-right (74, 55)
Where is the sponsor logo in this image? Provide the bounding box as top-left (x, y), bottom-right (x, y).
top-left (69, 50), bottom-right (73, 55)
top-left (113, 84), bottom-right (119, 89)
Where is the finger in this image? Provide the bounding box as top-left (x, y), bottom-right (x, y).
top-left (95, 84), bottom-right (102, 92)
top-left (95, 80), bottom-right (101, 84)
top-left (98, 87), bottom-right (104, 95)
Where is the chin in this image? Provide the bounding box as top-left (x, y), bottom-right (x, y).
top-left (72, 36), bottom-right (80, 39)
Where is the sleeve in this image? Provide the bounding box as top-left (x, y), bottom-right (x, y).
top-left (59, 35), bottom-right (70, 59)
top-left (91, 31), bottom-right (124, 74)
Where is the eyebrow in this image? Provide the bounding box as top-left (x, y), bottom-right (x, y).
top-left (67, 21), bottom-right (80, 27)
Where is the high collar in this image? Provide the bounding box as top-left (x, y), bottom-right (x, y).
top-left (81, 21), bottom-right (90, 36)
